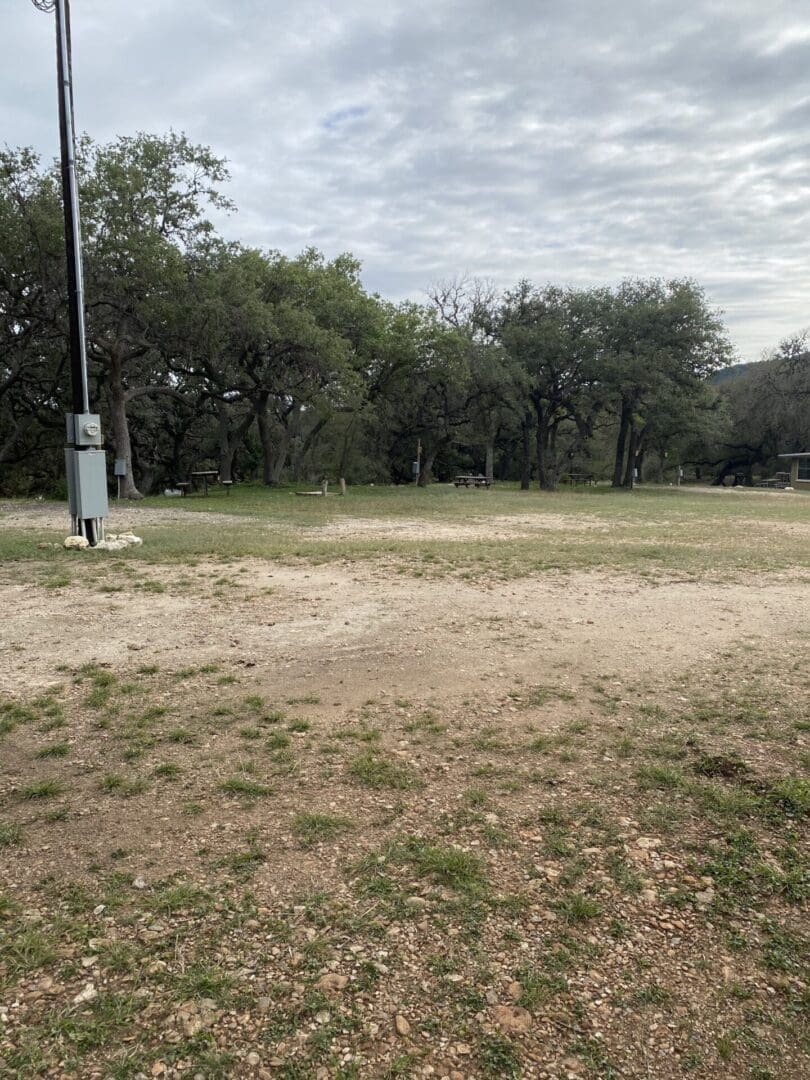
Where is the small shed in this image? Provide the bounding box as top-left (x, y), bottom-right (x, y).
top-left (778, 452), bottom-right (810, 489)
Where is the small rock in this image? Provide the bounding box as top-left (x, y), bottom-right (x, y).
top-left (492, 1004), bottom-right (532, 1033)
top-left (636, 837), bottom-right (661, 850)
top-left (695, 888), bottom-right (715, 905)
top-left (316, 973), bottom-right (348, 992)
top-left (246, 1051), bottom-right (261, 1067)
top-left (72, 983), bottom-right (97, 1005)
top-left (404, 896), bottom-right (428, 910)
top-left (132, 876), bottom-right (148, 890)
top-left (63, 535), bottom-right (89, 550)
top-left (506, 980), bottom-right (523, 1002)
top-left (395, 1014), bottom-right (411, 1036)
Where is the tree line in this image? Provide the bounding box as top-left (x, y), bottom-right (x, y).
top-left (1, 133), bottom-right (807, 498)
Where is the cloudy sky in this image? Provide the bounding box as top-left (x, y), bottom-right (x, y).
top-left (4, 1), bottom-right (810, 361)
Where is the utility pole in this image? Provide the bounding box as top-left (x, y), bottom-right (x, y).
top-left (33, 0), bottom-right (108, 544)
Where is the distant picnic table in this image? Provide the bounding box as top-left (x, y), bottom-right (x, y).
top-left (190, 470), bottom-right (219, 496)
top-left (565, 473), bottom-right (596, 486)
top-left (454, 474), bottom-right (492, 488)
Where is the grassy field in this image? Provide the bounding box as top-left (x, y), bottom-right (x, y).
top-left (2, 483), bottom-right (810, 578)
top-left (0, 485), bottom-right (808, 1079)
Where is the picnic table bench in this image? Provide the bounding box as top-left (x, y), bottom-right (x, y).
top-left (454, 474), bottom-right (492, 488)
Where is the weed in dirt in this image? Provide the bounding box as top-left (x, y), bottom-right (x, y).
top-left (153, 762), bottom-right (182, 779)
top-left (0, 821), bottom-right (22, 847)
top-left (220, 776), bottom-right (273, 797)
top-left (149, 882), bottom-right (215, 916)
top-left (403, 710), bottom-right (446, 735)
top-left (100, 774), bottom-right (148, 797)
top-left (553, 892), bottom-right (603, 923)
top-left (265, 731), bottom-right (291, 751)
top-left (463, 787), bottom-right (490, 808)
top-left (605, 851), bottom-right (643, 894)
top-left (514, 966), bottom-right (567, 1009)
top-left (768, 776), bottom-right (810, 817)
top-left (173, 963), bottom-right (234, 1004)
top-left (478, 1032), bottom-right (522, 1077)
top-left (1, 926), bottom-right (57, 976)
top-left (21, 779), bottom-right (64, 799)
top-left (347, 750), bottom-right (417, 790)
top-left (293, 813), bottom-right (354, 847)
top-left (632, 981), bottom-right (672, 1005)
top-left (520, 684), bottom-right (576, 708)
top-left (166, 728), bottom-right (195, 744)
top-left (35, 742), bottom-right (69, 758)
top-left (225, 833), bottom-right (266, 876)
top-left (394, 837), bottom-right (488, 894)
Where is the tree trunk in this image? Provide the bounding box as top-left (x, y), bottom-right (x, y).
top-left (535, 405), bottom-right (556, 491)
top-left (257, 398), bottom-right (274, 485)
top-left (218, 401), bottom-right (254, 483)
top-left (612, 399), bottom-right (631, 488)
top-left (108, 353), bottom-right (142, 499)
top-left (418, 451), bottom-right (436, 486)
top-left (484, 440), bottom-right (494, 482)
top-left (520, 412), bottom-right (532, 490)
top-left (623, 423), bottom-right (639, 487)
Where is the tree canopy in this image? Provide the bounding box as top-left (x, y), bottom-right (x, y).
top-left (1, 133), bottom-right (803, 497)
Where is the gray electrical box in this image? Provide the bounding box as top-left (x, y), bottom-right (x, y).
top-left (66, 413), bottom-right (103, 447)
top-left (114, 458), bottom-right (127, 477)
top-left (65, 449), bottom-right (109, 519)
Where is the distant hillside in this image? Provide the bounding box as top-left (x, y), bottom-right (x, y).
top-left (711, 363), bottom-right (752, 385)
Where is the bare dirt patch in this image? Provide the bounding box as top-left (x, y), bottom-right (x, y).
top-left (2, 559), bottom-right (806, 702)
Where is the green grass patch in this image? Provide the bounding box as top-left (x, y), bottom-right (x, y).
top-left (293, 812), bottom-right (354, 847)
top-left (347, 750), bottom-right (417, 790)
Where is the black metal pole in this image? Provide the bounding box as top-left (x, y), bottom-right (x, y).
top-left (54, 0), bottom-right (90, 416)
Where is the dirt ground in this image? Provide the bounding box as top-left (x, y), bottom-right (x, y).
top-left (1, 554), bottom-right (807, 705)
top-left (1, 503), bottom-right (808, 1080)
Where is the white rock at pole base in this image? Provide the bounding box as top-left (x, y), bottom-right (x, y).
top-left (63, 535), bottom-right (89, 550)
top-left (96, 534), bottom-right (143, 551)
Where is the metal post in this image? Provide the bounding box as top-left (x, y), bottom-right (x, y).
top-left (35, 0), bottom-right (109, 542)
top-left (55, 0), bottom-right (90, 417)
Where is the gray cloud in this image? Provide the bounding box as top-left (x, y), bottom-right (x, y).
top-left (4, 0), bottom-right (810, 359)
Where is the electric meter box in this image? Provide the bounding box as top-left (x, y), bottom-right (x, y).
top-left (65, 448), bottom-right (109, 519)
top-left (66, 413), bottom-right (103, 447)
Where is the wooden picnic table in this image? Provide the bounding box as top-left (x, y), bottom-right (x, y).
top-left (190, 470), bottom-right (219, 496)
top-left (454, 474), bottom-right (492, 488)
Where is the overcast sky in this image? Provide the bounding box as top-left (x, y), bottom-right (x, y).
top-left (4, 1), bottom-right (810, 361)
